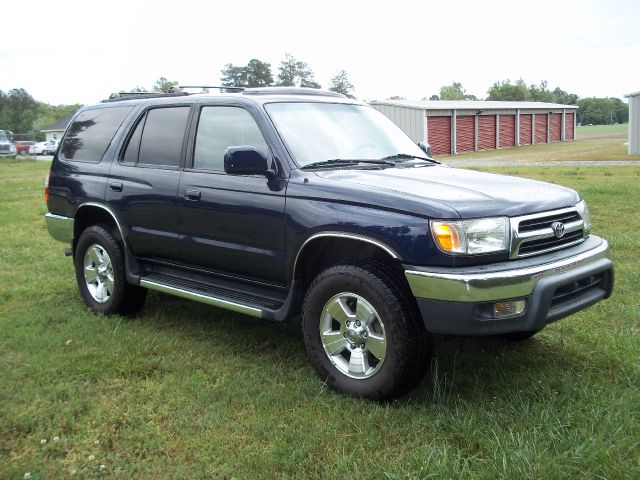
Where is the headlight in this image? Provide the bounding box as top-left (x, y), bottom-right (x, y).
top-left (9, 144), bottom-right (16, 154)
top-left (576, 200), bottom-right (591, 235)
top-left (431, 217), bottom-right (509, 255)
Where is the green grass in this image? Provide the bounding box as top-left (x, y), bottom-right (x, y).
top-left (444, 122), bottom-right (638, 163)
top-left (1, 159), bottom-right (639, 479)
top-left (576, 123), bottom-right (628, 138)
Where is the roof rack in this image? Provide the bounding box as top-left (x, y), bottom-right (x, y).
top-left (101, 85), bottom-right (344, 103)
top-left (101, 87), bottom-right (189, 103)
top-left (242, 87), bottom-right (345, 98)
top-left (180, 85), bottom-right (245, 92)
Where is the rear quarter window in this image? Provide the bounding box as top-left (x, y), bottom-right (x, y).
top-left (60, 106), bottom-right (133, 162)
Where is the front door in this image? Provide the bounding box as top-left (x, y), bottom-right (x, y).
top-left (176, 105), bottom-right (287, 285)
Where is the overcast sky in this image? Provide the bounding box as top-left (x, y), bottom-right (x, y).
top-left (2, 0), bottom-right (639, 106)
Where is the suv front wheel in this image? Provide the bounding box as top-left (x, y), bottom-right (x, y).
top-left (302, 262), bottom-right (430, 400)
top-left (74, 225), bottom-right (146, 315)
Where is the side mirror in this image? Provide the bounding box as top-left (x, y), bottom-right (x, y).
top-left (224, 146), bottom-right (270, 176)
top-left (418, 141), bottom-right (433, 158)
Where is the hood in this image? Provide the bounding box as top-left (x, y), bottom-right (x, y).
top-left (314, 165), bottom-right (580, 218)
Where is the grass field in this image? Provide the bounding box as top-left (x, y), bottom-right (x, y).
top-left (1, 160), bottom-right (639, 479)
top-left (443, 123), bottom-right (638, 163)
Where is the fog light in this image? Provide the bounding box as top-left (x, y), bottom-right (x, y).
top-left (493, 300), bottom-right (526, 319)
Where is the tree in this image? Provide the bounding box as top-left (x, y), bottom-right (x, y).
top-left (428, 94), bottom-right (440, 100)
top-left (577, 97), bottom-right (628, 125)
top-left (221, 63), bottom-right (248, 88)
top-left (153, 77), bottom-right (179, 93)
top-left (487, 79), bottom-right (579, 105)
top-left (550, 87), bottom-right (578, 105)
top-left (245, 59), bottom-right (273, 88)
top-left (276, 53), bottom-right (321, 89)
top-left (220, 59), bottom-right (273, 89)
top-left (328, 70), bottom-right (355, 98)
top-left (33, 102), bottom-right (83, 139)
top-left (387, 95), bottom-right (406, 100)
top-left (487, 79), bottom-right (531, 101)
top-left (0, 88), bottom-right (39, 133)
top-left (437, 82), bottom-right (477, 100)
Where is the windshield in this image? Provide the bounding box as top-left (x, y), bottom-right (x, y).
top-left (0, 130), bottom-right (8, 143)
top-left (265, 102), bottom-right (426, 167)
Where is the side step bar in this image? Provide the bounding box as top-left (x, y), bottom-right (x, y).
top-left (140, 278), bottom-right (264, 318)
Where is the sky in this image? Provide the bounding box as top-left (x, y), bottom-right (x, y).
top-left (1, 0), bottom-right (639, 106)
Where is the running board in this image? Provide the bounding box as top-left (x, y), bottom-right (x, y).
top-left (140, 277), bottom-right (264, 318)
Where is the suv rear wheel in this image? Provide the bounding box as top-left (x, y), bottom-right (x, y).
top-left (74, 225), bottom-right (147, 315)
top-left (302, 261), bottom-right (429, 400)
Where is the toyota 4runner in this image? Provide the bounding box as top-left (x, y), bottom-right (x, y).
top-left (45, 87), bottom-right (614, 400)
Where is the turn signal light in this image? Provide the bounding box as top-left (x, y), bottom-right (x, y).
top-left (493, 300), bottom-right (526, 319)
top-left (433, 223), bottom-right (460, 252)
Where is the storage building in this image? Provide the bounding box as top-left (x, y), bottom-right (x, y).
top-left (625, 91), bottom-right (640, 156)
top-left (371, 100), bottom-right (579, 156)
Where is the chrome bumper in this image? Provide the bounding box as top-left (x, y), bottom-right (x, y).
top-left (405, 237), bottom-right (611, 302)
top-left (45, 213), bottom-right (74, 243)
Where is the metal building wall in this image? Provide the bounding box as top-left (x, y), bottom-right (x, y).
top-left (627, 94), bottom-right (640, 155)
top-left (372, 102), bottom-right (578, 156)
top-left (370, 104), bottom-right (425, 143)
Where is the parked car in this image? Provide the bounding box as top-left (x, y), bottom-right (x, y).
top-left (44, 87), bottom-right (614, 400)
top-left (0, 130), bottom-right (16, 158)
top-left (14, 140), bottom-right (35, 156)
top-left (30, 141), bottom-right (58, 156)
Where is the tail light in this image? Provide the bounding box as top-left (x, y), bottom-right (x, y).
top-left (44, 171), bottom-right (51, 204)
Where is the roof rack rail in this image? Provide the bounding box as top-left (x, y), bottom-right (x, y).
top-left (101, 88), bottom-right (190, 103)
top-left (179, 85), bottom-right (245, 92)
top-left (242, 87), bottom-right (345, 98)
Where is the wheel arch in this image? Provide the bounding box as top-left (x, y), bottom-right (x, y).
top-left (73, 202), bottom-right (127, 249)
top-left (292, 232), bottom-right (403, 292)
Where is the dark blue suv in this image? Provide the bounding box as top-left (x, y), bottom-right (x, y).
top-left (45, 87), bottom-right (614, 400)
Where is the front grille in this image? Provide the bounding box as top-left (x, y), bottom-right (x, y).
top-left (511, 207), bottom-right (585, 258)
top-left (0, 145), bottom-right (10, 153)
top-left (518, 211), bottom-right (581, 233)
top-left (518, 230), bottom-right (584, 255)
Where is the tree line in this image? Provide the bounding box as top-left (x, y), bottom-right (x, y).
top-left (0, 89), bottom-right (82, 138)
top-left (419, 79), bottom-right (628, 125)
top-left (1, 73), bottom-right (628, 136)
top-left (220, 54), bottom-right (355, 98)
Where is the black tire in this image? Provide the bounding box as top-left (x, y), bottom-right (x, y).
top-left (74, 224), bottom-right (147, 315)
top-left (497, 331), bottom-right (539, 342)
top-left (302, 261), bottom-right (430, 401)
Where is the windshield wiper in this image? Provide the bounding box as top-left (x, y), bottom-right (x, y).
top-left (381, 153), bottom-right (440, 164)
top-left (300, 159), bottom-right (395, 170)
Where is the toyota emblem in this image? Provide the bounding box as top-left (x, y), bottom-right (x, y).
top-left (551, 221), bottom-right (565, 238)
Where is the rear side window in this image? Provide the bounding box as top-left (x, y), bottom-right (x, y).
top-left (193, 107), bottom-right (268, 171)
top-left (60, 106), bottom-right (133, 162)
top-left (122, 107), bottom-right (190, 167)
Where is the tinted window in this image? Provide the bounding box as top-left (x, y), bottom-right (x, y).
top-left (61, 106), bottom-right (133, 162)
top-left (122, 115), bottom-right (145, 164)
top-left (137, 107), bottom-right (190, 167)
top-left (193, 107), bottom-right (268, 171)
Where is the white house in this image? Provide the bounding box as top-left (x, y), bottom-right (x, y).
top-left (41, 113), bottom-right (74, 142)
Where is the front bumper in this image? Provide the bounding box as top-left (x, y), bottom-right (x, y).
top-left (404, 236), bottom-right (614, 335)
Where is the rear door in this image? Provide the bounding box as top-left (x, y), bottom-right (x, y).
top-left (176, 103), bottom-right (287, 285)
top-left (106, 105), bottom-right (192, 260)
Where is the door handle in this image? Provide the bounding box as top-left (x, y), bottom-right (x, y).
top-left (110, 182), bottom-right (123, 192)
top-left (185, 189), bottom-right (201, 201)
